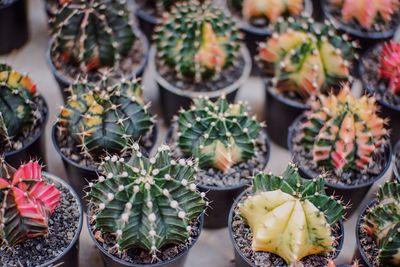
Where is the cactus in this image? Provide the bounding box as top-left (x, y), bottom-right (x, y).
top-left (88, 144), bottom-right (207, 257)
top-left (239, 162), bottom-right (346, 265)
top-left (259, 17), bottom-right (356, 99)
top-left (300, 84), bottom-right (388, 175)
top-left (0, 64), bottom-right (39, 149)
top-left (363, 182), bottom-right (400, 266)
top-left (176, 96), bottom-right (262, 173)
top-left (57, 76), bottom-right (154, 159)
top-left (327, 260), bottom-right (360, 267)
top-left (241, 0), bottom-right (304, 23)
top-left (330, 0), bottom-right (400, 30)
top-left (155, 0), bottom-right (241, 81)
top-left (379, 41), bottom-right (400, 96)
top-left (50, 0), bottom-right (136, 72)
top-left (0, 159), bottom-right (61, 246)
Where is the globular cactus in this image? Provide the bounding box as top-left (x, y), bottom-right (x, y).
top-left (51, 0), bottom-right (136, 72)
top-left (0, 64), bottom-right (39, 149)
top-left (258, 18), bottom-right (356, 99)
top-left (363, 182), bottom-right (400, 266)
top-left (88, 144), bottom-right (207, 257)
top-left (177, 96), bottom-right (262, 173)
top-left (300, 84), bottom-right (388, 175)
top-left (380, 41), bottom-right (400, 96)
top-left (155, 0), bottom-right (241, 81)
top-left (57, 76), bottom-right (154, 159)
top-left (241, 0), bottom-right (304, 23)
top-left (330, 0), bottom-right (400, 30)
top-left (239, 162), bottom-right (346, 265)
top-left (0, 159), bottom-right (61, 246)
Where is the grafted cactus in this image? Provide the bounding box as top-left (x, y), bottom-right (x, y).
top-left (155, 0), bottom-right (241, 81)
top-left (300, 84), bottom-right (388, 175)
top-left (51, 0), bottom-right (136, 72)
top-left (380, 41), bottom-right (400, 96)
top-left (330, 0), bottom-right (400, 30)
top-left (0, 64), bottom-right (39, 148)
top-left (0, 159), bottom-right (61, 246)
top-left (58, 77), bottom-right (154, 158)
top-left (177, 96), bottom-right (262, 173)
top-left (364, 182), bottom-right (400, 266)
top-left (239, 162), bottom-right (346, 265)
top-left (88, 144), bottom-right (207, 257)
top-left (259, 18), bottom-right (355, 99)
top-left (241, 0), bottom-right (304, 23)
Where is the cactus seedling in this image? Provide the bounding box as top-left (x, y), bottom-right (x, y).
top-left (177, 96), bottom-right (262, 173)
top-left (88, 144), bottom-right (207, 258)
top-left (0, 159), bottom-right (61, 246)
top-left (379, 41), bottom-right (400, 96)
top-left (239, 162), bottom-right (346, 265)
top-left (155, 0), bottom-right (241, 81)
top-left (241, 0), bottom-right (304, 23)
top-left (300, 84), bottom-right (388, 175)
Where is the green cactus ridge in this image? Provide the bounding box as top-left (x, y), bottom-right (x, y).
top-left (88, 144), bottom-right (207, 256)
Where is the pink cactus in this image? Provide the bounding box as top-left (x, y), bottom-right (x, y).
top-left (380, 41), bottom-right (400, 95)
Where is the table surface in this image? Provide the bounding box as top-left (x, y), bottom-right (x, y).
top-left (0, 0), bottom-right (394, 266)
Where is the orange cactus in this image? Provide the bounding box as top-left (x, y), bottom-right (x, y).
top-left (242, 0), bottom-right (304, 23)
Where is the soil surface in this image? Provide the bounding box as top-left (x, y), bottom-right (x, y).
top-left (0, 178), bottom-right (81, 267)
top-left (357, 203), bottom-right (380, 267)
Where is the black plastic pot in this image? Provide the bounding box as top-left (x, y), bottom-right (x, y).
top-left (288, 115), bottom-right (393, 214)
top-left (228, 190), bottom-right (345, 267)
top-left (312, 0), bottom-right (324, 22)
top-left (152, 46), bottom-right (252, 125)
top-left (135, 7), bottom-right (159, 43)
top-left (0, 0), bottom-right (29, 55)
top-left (87, 211), bottom-right (204, 267)
top-left (51, 123), bottom-right (158, 208)
top-left (393, 141), bottom-right (400, 182)
top-left (355, 200), bottom-right (376, 267)
top-left (46, 30), bottom-right (149, 103)
top-left (4, 95), bottom-right (49, 168)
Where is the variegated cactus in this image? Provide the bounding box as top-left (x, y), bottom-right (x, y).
top-left (51, 0), bottom-right (136, 72)
top-left (155, 0), bottom-right (241, 81)
top-left (258, 18), bottom-right (356, 99)
top-left (300, 84), bottom-right (388, 175)
top-left (363, 182), bottom-right (400, 266)
top-left (0, 159), bottom-right (61, 246)
top-left (380, 41), bottom-right (400, 96)
top-left (241, 0), bottom-right (304, 23)
top-left (239, 162), bottom-right (346, 265)
top-left (177, 96), bottom-right (262, 173)
top-left (88, 144), bottom-right (207, 257)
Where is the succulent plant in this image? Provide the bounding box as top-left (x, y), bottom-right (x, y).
top-left (239, 162), bottom-right (346, 265)
top-left (155, 0), bottom-right (241, 81)
top-left (0, 64), bottom-right (39, 149)
top-left (176, 96), bottom-right (262, 173)
top-left (51, 0), bottom-right (136, 72)
top-left (328, 259), bottom-right (359, 267)
top-left (330, 0), bottom-right (400, 30)
top-left (88, 144), bottom-right (207, 257)
top-left (0, 158), bottom-right (61, 246)
top-left (57, 76), bottom-right (154, 159)
top-left (300, 84), bottom-right (388, 175)
top-left (258, 17), bottom-right (356, 100)
top-left (379, 41), bottom-right (400, 96)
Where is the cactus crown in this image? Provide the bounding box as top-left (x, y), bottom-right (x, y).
top-left (0, 159), bottom-right (61, 246)
top-left (330, 0), bottom-right (400, 30)
top-left (155, 0), bottom-right (241, 81)
top-left (88, 144), bottom-right (207, 257)
top-left (177, 96), bottom-right (262, 173)
top-left (259, 17), bottom-right (356, 100)
top-left (239, 162), bottom-right (345, 264)
top-left (51, 0), bottom-right (136, 72)
top-left (380, 41), bottom-right (400, 96)
top-left (58, 76), bottom-right (154, 160)
top-left (364, 182), bottom-right (400, 266)
top-left (0, 64), bottom-right (39, 149)
top-left (300, 84), bottom-right (388, 175)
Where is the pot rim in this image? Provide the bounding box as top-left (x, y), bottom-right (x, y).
top-left (355, 199), bottom-right (376, 267)
top-left (0, 0), bottom-right (19, 9)
top-left (394, 141), bottom-right (400, 181)
top-left (135, 6), bottom-right (160, 26)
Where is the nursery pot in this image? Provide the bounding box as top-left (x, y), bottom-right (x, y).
top-left (152, 46), bottom-right (252, 125)
top-left (228, 190), bottom-right (345, 267)
top-left (135, 7), bottom-right (159, 42)
top-left (0, 0), bottom-right (28, 55)
top-left (87, 211), bottom-right (204, 267)
top-left (311, 0), bottom-right (324, 22)
top-left (46, 31), bottom-right (149, 103)
top-left (393, 141), bottom-right (400, 182)
top-left (4, 95), bottom-right (49, 168)
top-left (355, 200), bottom-right (376, 267)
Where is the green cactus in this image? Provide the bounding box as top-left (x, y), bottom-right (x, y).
top-left (364, 182), bottom-right (400, 266)
top-left (88, 144), bottom-right (207, 257)
top-left (155, 0), bottom-right (241, 81)
top-left (239, 162), bottom-right (346, 265)
top-left (50, 0), bottom-right (136, 72)
top-left (58, 76), bottom-right (155, 159)
top-left (177, 96), bottom-right (262, 173)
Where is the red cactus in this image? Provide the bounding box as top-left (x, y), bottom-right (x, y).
top-left (380, 41), bottom-right (400, 96)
